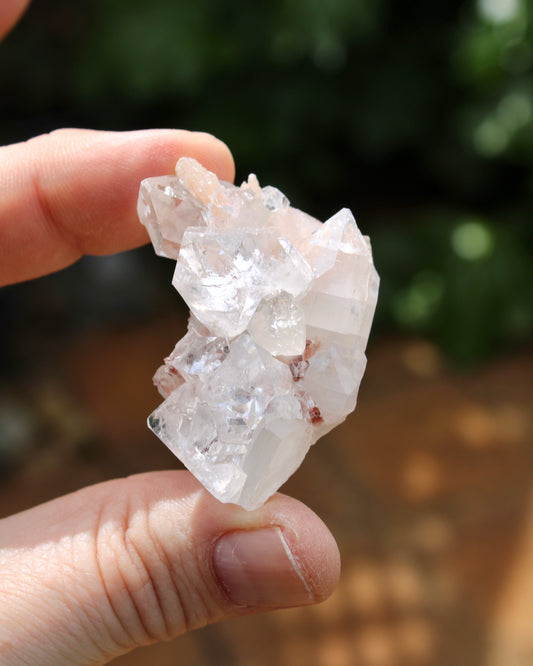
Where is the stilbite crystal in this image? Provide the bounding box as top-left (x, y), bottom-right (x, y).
top-left (139, 157), bottom-right (379, 510)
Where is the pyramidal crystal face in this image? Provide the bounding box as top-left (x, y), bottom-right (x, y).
top-left (139, 157), bottom-right (379, 510)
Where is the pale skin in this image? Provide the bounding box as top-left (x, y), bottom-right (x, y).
top-left (0, 3), bottom-right (340, 664)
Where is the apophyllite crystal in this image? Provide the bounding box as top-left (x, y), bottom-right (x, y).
top-left (138, 157), bottom-right (379, 510)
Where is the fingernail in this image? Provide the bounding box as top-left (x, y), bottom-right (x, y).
top-left (213, 527), bottom-right (314, 608)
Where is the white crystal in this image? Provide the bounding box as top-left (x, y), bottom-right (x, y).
top-left (152, 363), bottom-right (184, 399)
top-left (140, 157), bottom-right (379, 510)
top-left (238, 395), bottom-right (312, 509)
top-left (137, 175), bottom-right (205, 259)
top-left (248, 292), bottom-right (306, 356)
top-left (173, 227), bottom-right (313, 338)
top-left (261, 185), bottom-right (290, 211)
top-left (298, 343), bottom-right (367, 421)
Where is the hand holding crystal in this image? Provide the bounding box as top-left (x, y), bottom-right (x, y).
top-left (0, 8), bottom-right (340, 664)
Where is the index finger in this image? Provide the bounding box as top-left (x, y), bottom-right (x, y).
top-left (0, 0), bottom-right (31, 40)
top-left (0, 128), bottom-right (235, 286)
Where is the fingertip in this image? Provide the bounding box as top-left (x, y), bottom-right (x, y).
top-left (115, 128), bottom-right (235, 183)
top-left (190, 131), bottom-right (236, 183)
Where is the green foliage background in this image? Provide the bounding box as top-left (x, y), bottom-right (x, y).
top-left (1, 0), bottom-right (532, 363)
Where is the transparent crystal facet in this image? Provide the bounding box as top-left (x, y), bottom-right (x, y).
top-left (140, 157), bottom-right (379, 510)
top-left (138, 175), bottom-right (205, 259)
top-left (248, 292), bottom-right (306, 356)
top-left (172, 227), bottom-right (313, 338)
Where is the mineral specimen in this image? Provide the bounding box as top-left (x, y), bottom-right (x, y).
top-left (138, 158), bottom-right (379, 510)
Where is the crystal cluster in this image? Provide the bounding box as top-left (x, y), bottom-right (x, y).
top-left (138, 157), bottom-right (379, 510)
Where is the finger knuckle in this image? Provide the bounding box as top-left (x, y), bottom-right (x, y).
top-left (93, 496), bottom-right (178, 645)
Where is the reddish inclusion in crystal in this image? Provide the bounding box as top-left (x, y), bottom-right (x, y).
top-left (303, 339), bottom-right (320, 361)
top-left (287, 339), bottom-right (320, 382)
top-left (309, 406), bottom-right (323, 424)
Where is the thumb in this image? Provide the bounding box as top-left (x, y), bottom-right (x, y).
top-left (0, 471), bottom-right (340, 665)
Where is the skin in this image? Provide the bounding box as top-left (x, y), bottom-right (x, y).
top-left (0, 4), bottom-right (340, 664)
top-left (0, 0), bottom-right (30, 39)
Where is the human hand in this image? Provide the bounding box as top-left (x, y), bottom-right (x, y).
top-left (0, 5), bottom-right (340, 665)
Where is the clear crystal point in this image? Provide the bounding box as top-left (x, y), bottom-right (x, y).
top-left (138, 175), bottom-right (205, 259)
top-left (140, 157), bottom-right (379, 510)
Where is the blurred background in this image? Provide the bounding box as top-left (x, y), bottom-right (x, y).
top-left (1, 0), bottom-right (532, 664)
